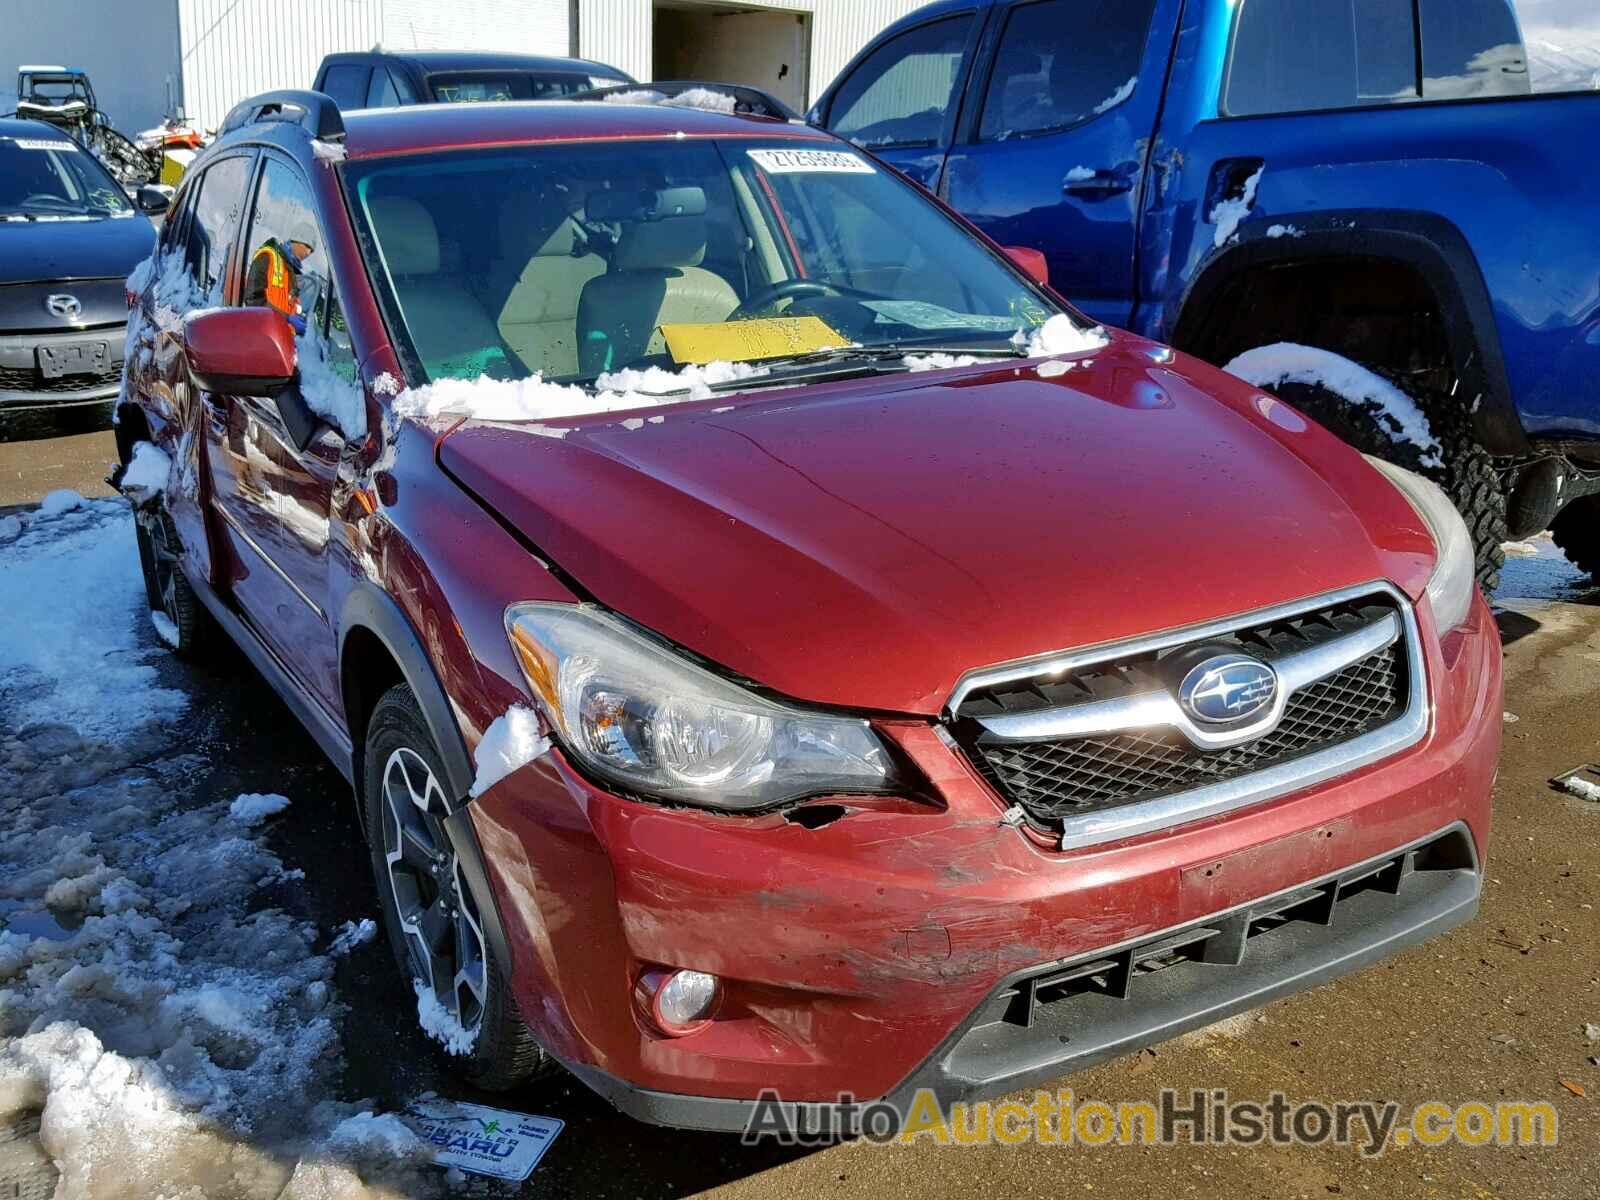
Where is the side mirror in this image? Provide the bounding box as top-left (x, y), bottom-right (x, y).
top-left (1004, 246), bottom-right (1050, 288)
top-left (184, 307), bottom-right (296, 397)
top-left (135, 184), bottom-right (171, 215)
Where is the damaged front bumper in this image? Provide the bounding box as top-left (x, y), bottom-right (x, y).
top-left (464, 593), bottom-right (1500, 1131)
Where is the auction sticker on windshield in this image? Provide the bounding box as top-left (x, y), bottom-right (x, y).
top-left (663, 315), bottom-right (846, 364)
top-left (401, 1098), bottom-right (564, 1182)
top-left (5, 138), bottom-right (79, 152)
top-left (748, 148), bottom-right (874, 174)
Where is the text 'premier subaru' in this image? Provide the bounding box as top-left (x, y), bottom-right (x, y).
top-left (116, 89), bottom-right (1501, 1130)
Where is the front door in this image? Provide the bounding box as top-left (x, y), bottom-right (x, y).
top-left (940, 0), bottom-right (1173, 328)
top-left (819, 8), bottom-right (987, 193)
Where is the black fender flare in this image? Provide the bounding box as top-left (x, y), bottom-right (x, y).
top-left (338, 583), bottom-right (476, 812)
top-left (1168, 209), bottom-right (1528, 456)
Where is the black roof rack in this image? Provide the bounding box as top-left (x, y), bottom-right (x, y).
top-left (566, 80), bottom-right (800, 122)
top-left (221, 89), bottom-right (345, 140)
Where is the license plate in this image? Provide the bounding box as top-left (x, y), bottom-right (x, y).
top-left (37, 340), bottom-right (109, 379)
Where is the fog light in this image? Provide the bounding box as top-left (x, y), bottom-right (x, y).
top-left (635, 967), bottom-right (721, 1036)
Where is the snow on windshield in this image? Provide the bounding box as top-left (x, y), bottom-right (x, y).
top-left (394, 359), bottom-right (766, 427)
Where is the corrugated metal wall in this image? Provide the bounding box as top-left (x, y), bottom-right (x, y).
top-left (580, 0), bottom-right (928, 104)
top-left (381, 0), bottom-right (570, 60)
top-left (177, 0), bottom-right (384, 130)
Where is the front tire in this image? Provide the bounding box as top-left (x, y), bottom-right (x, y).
top-left (363, 685), bottom-right (554, 1091)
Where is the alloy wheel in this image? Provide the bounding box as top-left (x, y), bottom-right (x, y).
top-left (380, 747), bottom-right (489, 1037)
top-left (138, 508), bottom-right (181, 629)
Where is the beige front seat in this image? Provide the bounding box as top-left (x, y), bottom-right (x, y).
top-left (576, 214), bottom-right (740, 376)
top-left (369, 196), bottom-right (506, 379)
top-left (495, 202), bottom-right (607, 379)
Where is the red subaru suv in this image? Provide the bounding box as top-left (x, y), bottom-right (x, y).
top-left (117, 89), bottom-right (1500, 1131)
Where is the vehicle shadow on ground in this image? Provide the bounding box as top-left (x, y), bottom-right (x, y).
top-left (176, 638), bottom-right (819, 1196)
top-left (0, 402), bottom-right (113, 445)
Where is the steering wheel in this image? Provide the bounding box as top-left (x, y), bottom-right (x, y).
top-left (21, 193), bottom-right (70, 207)
top-left (730, 279), bottom-right (848, 321)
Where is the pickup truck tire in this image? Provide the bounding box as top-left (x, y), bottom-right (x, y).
top-left (363, 684), bottom-right (556, 1092)
top-left (1264, 376), bottom-right (1506, 593)
top-left (1551, 497), bottom-right (1600, 580)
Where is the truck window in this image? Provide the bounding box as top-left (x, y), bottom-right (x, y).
top-left (320, 64), bottom-right (371, 109)
top-left (366, 68), bottom-right (401, 109)
top-left (1510, 1), bottom-right (1600, 93)
top-left (977, 0), bottom-right (1157, 141)
top-left (1226, 0), bottom-right (1421, 116)
top-left (1420, 0), bottom-right (1531, 99)
top-left (827, 15), bottom-right (973, 149)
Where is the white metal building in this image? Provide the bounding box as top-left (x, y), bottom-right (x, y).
top-left (5, 0), bottom-right (926, 134)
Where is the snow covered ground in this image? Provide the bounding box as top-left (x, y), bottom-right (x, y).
top-left (0, 499), bottom-right (446, 1198)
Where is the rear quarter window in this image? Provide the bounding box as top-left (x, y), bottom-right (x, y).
top-left (1226, 0), bottom-right (1422, 115)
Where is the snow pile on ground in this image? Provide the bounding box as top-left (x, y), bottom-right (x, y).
top-left (119, 441), bottom-right (171, 502)
top-left (328, 919), bottom-right (378, 957)
top-left (395, 360), bottom-right (764, 426)
top-left (228, 792), bottom-right (291, 825)
top-left (1211, 166), bottom-right (1263, 247)
top-left (1223, 342), bottom-right (1444, 468)
top-left (39, 490), bottom-right (84, 517)
top-left (469, 705), bottom-right (550, 799)
top-left (1026, 314), bottom-right (1111, 359)
top-left (1560, 775), bottom-right (1600, 803)
top-left (0, 501), bottom-right (450, 1197)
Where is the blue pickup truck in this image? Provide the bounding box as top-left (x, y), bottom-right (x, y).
top-left (811, 0), bottom-right (1600, 589)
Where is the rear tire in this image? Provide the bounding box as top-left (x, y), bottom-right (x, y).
top-left (1551, 495), bottom-right (1600, 580)
top-left (363, 685), bottom-right (555, 1091)
top-left (1259, 367), bottom-right (1506, 593)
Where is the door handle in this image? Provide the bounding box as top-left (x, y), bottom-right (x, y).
top-left (1064, 169), bottom-right (1134, 198)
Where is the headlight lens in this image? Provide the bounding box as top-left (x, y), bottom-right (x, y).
top-left (504, 603), bottom-right (898, 810)
top-left (1365, 456), bottom-right (1476, 633)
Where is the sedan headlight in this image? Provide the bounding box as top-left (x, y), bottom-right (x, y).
top-left (1365, 456), bottom-right (1476, 633)
top-left (504, 603), bottom-right (898, 810)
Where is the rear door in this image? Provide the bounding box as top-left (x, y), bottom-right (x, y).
top-left (818, 9), bottom-right (987, 192)
top-left (940, 0), bottom-right (1176, 328)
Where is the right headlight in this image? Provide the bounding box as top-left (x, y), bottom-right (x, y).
top-left (1365, 456), bottom-right (1476, 633)
top-left (504, 602), bottom-right (900, 811)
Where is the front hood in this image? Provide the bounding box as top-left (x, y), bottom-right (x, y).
top-left (440, 337), bottom-right (1436, 716)
top-left (0, 214), bottom-right (154, 289)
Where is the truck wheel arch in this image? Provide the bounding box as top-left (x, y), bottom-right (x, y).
top-left (339, 584), bottom-right (476, 813)
top-left (1167, 211), bottom-right (1527, 457)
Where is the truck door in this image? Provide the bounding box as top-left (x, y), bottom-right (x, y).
top-left (940, 0), bottom-right (1176, 328)
top-left (817, 8), bottom-right (987, 193)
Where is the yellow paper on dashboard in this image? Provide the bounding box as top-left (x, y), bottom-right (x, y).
top-left (661, 316), bottom-right (846, 365)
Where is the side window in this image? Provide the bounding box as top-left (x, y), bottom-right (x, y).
top-left (159, 181), bottom-right (199, 253)
top-left (827, 15), bottom-right (974, 149)
top-left (366, 68), bottom-right (400, 109)
top-left (1511, 1), bottom-right (1600, 93)
top-left (320, 64), bottom-right (372, 109)
top-left (1226, 0), bottom-right (1421, 116)
top-left (978, 0), bottom-right (1157, 141)
top-left (1421, 0), bottom-right (1530, 99)
top-left (188, 155), bottom-right (253, 298)
top-left (242, 158), bottom-right (328, 335)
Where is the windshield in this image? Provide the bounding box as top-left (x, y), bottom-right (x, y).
top-left (0, 134), bottom-right (133, 219)
top-left (346, 138), bottom-right (1063, 386)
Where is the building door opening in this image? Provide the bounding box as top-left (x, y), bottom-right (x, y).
top-left (653, 2), bottom-right (811, 115)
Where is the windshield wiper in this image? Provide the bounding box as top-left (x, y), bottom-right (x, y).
top-left (696, 343), bottom-right (1025, 392)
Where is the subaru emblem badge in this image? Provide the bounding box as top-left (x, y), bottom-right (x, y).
top-left (1178, 653), bottom-right (1278, 724)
